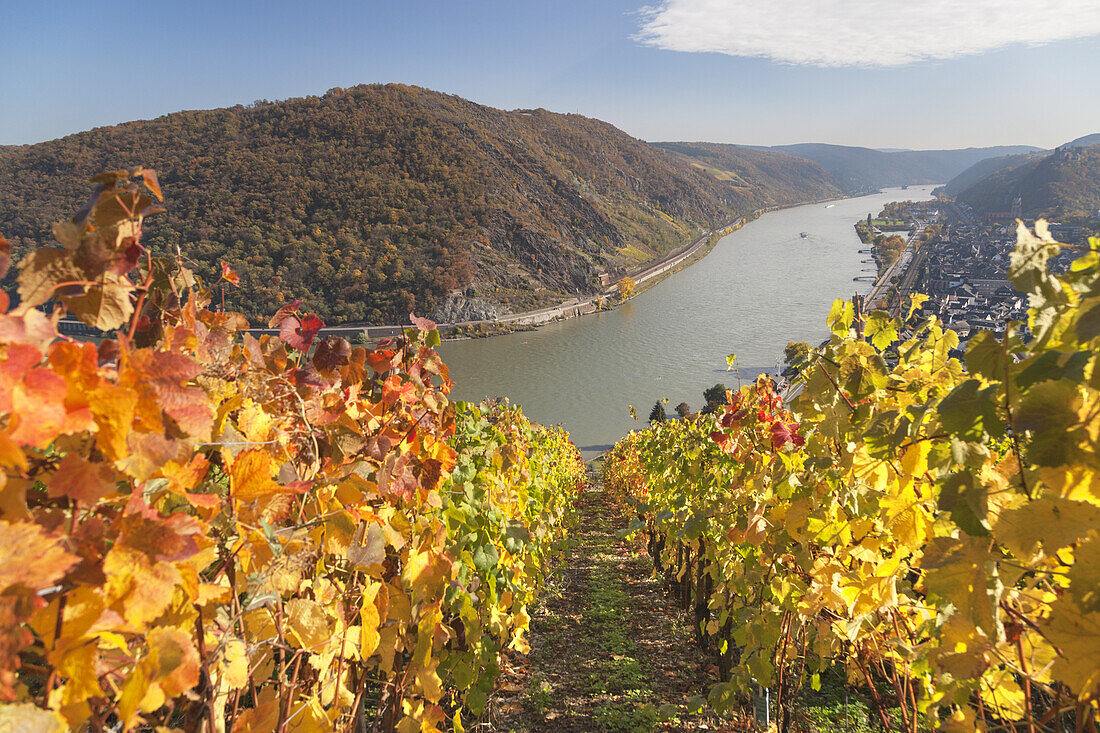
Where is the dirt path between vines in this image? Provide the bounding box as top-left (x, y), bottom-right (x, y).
top-left (480, 473), bottom-right (746, 732)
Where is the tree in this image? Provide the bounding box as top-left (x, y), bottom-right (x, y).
top-left (783, 341), bottom-right (811, 369)
top-left (701, 383), bottom-right (727, 414)
top-left (879, 234), bottom-right (906, 268)
top-left (618, 276), bottom-right (637, 299)
top-left (675, 402), bottom-right (691, 418)
top-left (649, 400), bottom-right (667, 423)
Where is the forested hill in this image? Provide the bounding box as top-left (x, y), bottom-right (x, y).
top-left (956, 143), bottom-right (1100, 219)
top-left (940, 151), bottom-right (1049, 196)
top-left (650, 142), bottom-right (841, 206)
top-left (0, 84), bottom-right (838, 325)
top-left (754, 142), bottom-right (1043, 193)
top-left (941, 133), bottom-right (1100, 198)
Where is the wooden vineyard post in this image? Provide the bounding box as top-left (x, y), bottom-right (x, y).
top-left (853, 293), bottom-right (864, 340)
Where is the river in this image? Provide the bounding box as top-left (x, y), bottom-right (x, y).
top-left (439, 185), bottom-right (936, 457)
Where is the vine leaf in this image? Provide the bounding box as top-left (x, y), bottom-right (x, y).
top-left (0, 522), bottom-right (79, 593)
top-left (220, 261), bottom-right (241, 287)
top-left (1044, 596), bottom-right (1100, 703)
top-left (62, 275), bottom-right (134, 331)
top-left (46, 453), bottom-right (117, 506)
top-left (14, 248), bottom-right (83, 313)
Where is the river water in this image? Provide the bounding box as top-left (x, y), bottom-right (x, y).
top-left (439, 186), bottom-right (935, 457)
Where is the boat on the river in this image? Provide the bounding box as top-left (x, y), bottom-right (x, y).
top-left (800, 232), bottom-right (809, 238)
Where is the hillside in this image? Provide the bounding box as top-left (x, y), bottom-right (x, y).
top-left (1064, 133), bottom-right (1100, 148)
top-left (649, 142), bottom-right (841, 206)
top-left (943, 134), bottom-right (1100, 196)
top-left (956, 144), bottom-right (1100, 219)
top-left (755, 142), bottom-right (1042, 193)
top-left (0, 85), bottom-right (845, 326)
top-left (0, 85), bottom-right (726, 324)
top-left (940, 151), bottom-right (1048, 196)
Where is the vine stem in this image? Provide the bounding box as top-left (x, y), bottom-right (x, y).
top-left (855, 650), bottom-right (894, 732)
top-left (124, 230), bottom-right (155, 343)
top-left (42, 594), bottom-right (67, 698)
top-left (815, 360), bottom-right (858, 413)
top-left (275, 604), bottom-right (289, 730)
top-left (1017, 633), bottom-right (1036, 733)
top-left (332, 571), bottom-right (360, 708)
top-left (1002, 343), bottom-right (1032, 499)
top-left (194, 609), bottom-right (219, 733)
top-left (889, 612), bottom-right (918, 733)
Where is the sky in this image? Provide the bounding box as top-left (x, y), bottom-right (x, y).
top-left (2, 0), bottom-right (1099, 150)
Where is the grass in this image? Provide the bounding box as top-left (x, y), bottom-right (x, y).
top-left (791, 667), bottom-right (880, 733)
top-left (579, 522), bottom-right (660, 731)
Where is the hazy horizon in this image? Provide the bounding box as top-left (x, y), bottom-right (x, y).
top-left (3, 1), bottom-right (1099, 150)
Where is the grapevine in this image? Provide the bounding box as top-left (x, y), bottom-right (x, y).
top-left (0, 171), bottom-right (585, 732)
top-left (605, 221), bottom-right (1100, 731)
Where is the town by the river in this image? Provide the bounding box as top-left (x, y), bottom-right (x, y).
top-left (440, 185), bottom-right (936, 457)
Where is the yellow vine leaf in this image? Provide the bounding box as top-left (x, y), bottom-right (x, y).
top-left (995, 496), bottom-right (1100, 557)
top-left (285, 599), bottom-right (333, 651)
top-left (1044, 596), bottom-right (1100, 702)
top-left (879, 489), bottom-right (932, 550)
top-left (938, 706), bottom-right (979, 733)
top-left (402, 547), bottom-right (453, 604)
top-left (286, 695), bottom-right (335, 731)
top-left (103, 548), bottom-right (183, 627)
top-left (980, 668), bottom-right (1026, 721)
top-left (218, 639), bottom-right (250, 690)
top-left (87, 383), bottom-right (138, 462)
top-left (145, 626), bottom-right (201, 701)
top-left (1037, 463), bottom-right (1100, 506)
top-left (1068, 538), bottom-right (1100, 612)
top-left (236, 398), bottom-right (275, 443)
top-left (228, 449), bottom-right (280, 501)
top-left (47, 644), bottom-right (101, 725)
top-left (928, 616), bottom-right (988, 680)
top-left (231, 688), bottom-right (279, 732)
top-left (923, 538), bottom-right (1000, 635)
top-left (0, 704), bottom-right (67, 733)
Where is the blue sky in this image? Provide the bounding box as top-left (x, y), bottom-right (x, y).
top-left (2, 0), bottom-right (1098, 149)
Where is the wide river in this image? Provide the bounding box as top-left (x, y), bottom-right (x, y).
top-left (440, 185), bottom-right (935, 457)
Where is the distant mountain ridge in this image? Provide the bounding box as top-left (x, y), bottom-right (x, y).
top-left (0, 84), bottom-right (839, 325)
top-left (753, 143), bottom-right (1044, 193)
top-left (955, 143), bottom-right (1100, 219)
top-left (942, 134), bottom-right (1100, 198)
top-left (1063, 133), bottom-right (1100, 149)
top-left (941, 151), bottom-right (1050, 196)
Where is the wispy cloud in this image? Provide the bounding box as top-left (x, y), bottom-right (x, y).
top-left (635, 0), bottom-right (1100, 67)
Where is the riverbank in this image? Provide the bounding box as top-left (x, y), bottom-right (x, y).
top-left (227, 195), bottom-right (842, 345)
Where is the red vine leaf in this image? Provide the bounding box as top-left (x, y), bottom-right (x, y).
top-left (220, 261), bottom-right (240, 287)
top-left (267, 299), bottom-right (301, 329)
top-left (409, 312), bottom-right (436, 332)
top-left (769, 420), bottom-right (804, 450)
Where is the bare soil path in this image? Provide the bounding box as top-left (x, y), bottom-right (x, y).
top-left (479, 475), bottom-right (748, 733)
